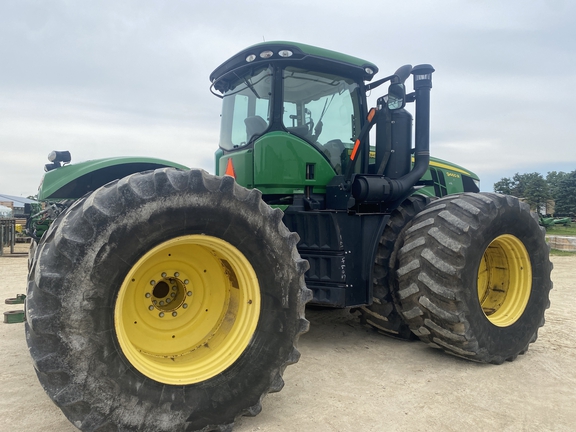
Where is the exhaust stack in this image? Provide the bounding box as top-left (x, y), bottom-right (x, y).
top-left (352, 64), bottom-right (435, 204)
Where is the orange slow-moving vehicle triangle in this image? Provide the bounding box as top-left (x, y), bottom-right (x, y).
top-left (225, 158), bottom-right (236, 178)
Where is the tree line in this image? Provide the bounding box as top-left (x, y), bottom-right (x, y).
top-left (493, 170), bottom-right (576, 216)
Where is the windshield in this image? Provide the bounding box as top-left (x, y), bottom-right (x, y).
top-left (283, 67), bottom-right (361, 174)
top-left (219, 67), bottom-right (273, 150)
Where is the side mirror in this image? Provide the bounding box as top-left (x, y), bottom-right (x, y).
top-left (387, 83), bottom-right (406, 110)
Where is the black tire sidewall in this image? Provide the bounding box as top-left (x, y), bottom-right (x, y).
top-left (456, 197), bottom-right (549, 359)
top-left (397, 193), bottom-right (552, 363)
top-left (43, 170), bottom-right (304, 429)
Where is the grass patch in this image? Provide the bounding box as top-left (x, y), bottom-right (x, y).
top-left (550, 249), bottom-right (576, 257)
top-left (545, 225), bottom-right (576, 236)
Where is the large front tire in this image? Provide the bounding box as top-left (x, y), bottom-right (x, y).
top-left (395, 193), bottom-right (552, 364)
top-left (26, 169), bottom-right (311, 431)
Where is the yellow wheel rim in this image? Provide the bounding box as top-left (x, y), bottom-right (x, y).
top-left (477, 234), bottom-right (532, 327)
top-left (114, 235), bottom-right (261, 385)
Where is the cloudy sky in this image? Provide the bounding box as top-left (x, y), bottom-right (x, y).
top-left (1, 0), bottom-right (575, 197)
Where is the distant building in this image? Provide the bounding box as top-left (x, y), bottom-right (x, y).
top-left (0, 194), bottom-right (38, 218)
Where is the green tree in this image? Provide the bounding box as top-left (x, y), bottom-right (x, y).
top-left (494, 177), bottom-right (515, 195)
top-left (493, 172), bottom-right (549, 215)
top-left (546, 171), bottom-right (568, 200)
top-left (520, 173), bottom-right (549, 215)
top-left (554, 170), bottom-right (576, 216)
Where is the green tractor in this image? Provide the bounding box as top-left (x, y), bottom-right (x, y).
top-left (26, 42), bottom-right (552, 432)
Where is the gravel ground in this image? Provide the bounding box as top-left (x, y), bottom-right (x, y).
top-left (1, 243), bottom-right (575, 432)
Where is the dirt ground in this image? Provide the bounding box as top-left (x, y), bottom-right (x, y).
top-left (1, 243), bottom-right (575, 432)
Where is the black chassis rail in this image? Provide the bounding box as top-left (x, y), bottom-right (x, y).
top-left (283, 210), bottom-right (389, 308)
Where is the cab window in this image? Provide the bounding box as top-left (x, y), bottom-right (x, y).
top-left (283, 67), bottom-right (362, 174)
top-left (219, 67), bottom-right (273, 150)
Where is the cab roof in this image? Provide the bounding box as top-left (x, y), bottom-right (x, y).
top-left (210, 41), bottom-right (379, 93)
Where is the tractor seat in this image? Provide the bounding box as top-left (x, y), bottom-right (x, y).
top-left (244, 116), bottom-right (268, 142)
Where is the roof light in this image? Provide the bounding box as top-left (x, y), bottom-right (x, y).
top-left (259, 50), bottom-right (274, 59)
top-left (365, 67), bottom-right (374, 75)
top-left (246, 54), bottom-right (256, 63)
top-left (45, 150), bottom-right (71, 171)
top-left (47, 150), bottom-right (71, 163)
top-left (278, 49), bottom-right (293, 58)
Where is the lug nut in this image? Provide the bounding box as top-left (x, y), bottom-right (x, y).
top-left (187, 291), bottom-right (192, 296)
top-left (172, 311), bottom-right (177, 317)
top-left (184, 279), bottom-right (189, 285)
top-left (172, 286), bottom-right (177, 291)
top-left (159, 312), bottom-right (165, 318)
top-left (145, 293), bottom-right (151, 298)
top-left (171, 292), bottom-right (176, 297)
top-left (174, 272), bottom-right (180, 277)
top-left (160, 301), bottom-right (165, 306)
top-left (166, 298), bottom-right (171, 304)
top-left (148, 305), bottom-right (154, 311)
top-left (150, 280), bottom-right (156, 286)
top-left (161, 272), bottom-right (167, 278)
top-left (183, 303), bottom-right (188, 309)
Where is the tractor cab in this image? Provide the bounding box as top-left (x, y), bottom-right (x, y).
top-left (215, 60), bottom-right (367, 176)
top-left (210, 42), bottom-right (381, 205)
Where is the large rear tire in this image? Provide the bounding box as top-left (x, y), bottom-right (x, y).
top-left (359, 195), bottom-right (429, 339)
top-left (395, 193), bottom-right (552, 364)
top-left (26, 168), bottom-right (311, 431)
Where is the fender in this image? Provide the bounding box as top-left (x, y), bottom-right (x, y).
top-left (38, 156), bottom-right (189, 200)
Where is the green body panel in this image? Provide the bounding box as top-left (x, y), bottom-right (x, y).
top-left (39, 156), bottom-right (189, 200)
top-left (216, 143), bottom-right (478, 198)
top-left (217, 148), bottom-right (254, 188)
top-left (216, 133), bottom-right (336, 194)
top-left (429, 157), bottom-right (477, 178)
top-left (418, 157), bottom-right (479, 197)
top-left (253, 132), bottom-right (335, 195)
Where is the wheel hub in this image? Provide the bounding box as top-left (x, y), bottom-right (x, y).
top-left (147, 274), bottom-right (191, 317)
